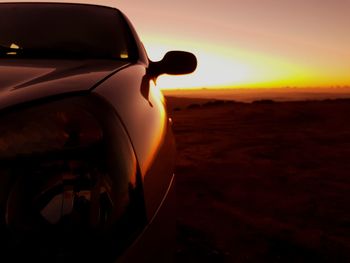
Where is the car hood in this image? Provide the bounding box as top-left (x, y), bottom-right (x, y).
top-left (0, 59), bottom-right (130, 110)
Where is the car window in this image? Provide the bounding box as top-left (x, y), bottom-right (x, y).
top-left (0, 3), bottom-right (135, 60)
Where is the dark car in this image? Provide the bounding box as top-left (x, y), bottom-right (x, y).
top-left (0, 2), bottom-right (196, 263)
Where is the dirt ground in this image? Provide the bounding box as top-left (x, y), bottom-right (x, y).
top-left (166, 97), bottom-right (350, 262)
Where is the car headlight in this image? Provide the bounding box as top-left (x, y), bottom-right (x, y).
top-left (0, 96), bottom-right (146, 263)
top-left (0, 101), bottom-right (103, 159)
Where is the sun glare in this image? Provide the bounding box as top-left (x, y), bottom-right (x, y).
top-left (141, 31), bottom-right (350, 90)
top-left (143, 35), bottom-right (328, 90)
top-left (148, 44), bottom-right (252, 89)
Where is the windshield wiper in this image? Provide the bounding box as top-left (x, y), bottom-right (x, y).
top-left (0, 46), bottom-right (84, 58)
top-left (0, 44), bottom-right (23, 56)
top-left (0, 46), bottom-right (122, 59)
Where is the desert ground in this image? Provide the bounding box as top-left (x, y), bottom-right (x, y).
top-left (166, 96), bottom-right (350, 262)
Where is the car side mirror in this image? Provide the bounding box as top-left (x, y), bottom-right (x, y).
top-left (148, 51), bottom-right (197, 80)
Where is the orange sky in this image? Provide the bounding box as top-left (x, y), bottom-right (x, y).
top-left (4, 0), bottom-right (350, 89)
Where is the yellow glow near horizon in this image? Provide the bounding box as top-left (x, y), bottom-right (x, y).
top-left (143, 35), bottom-right (350, 90)
top-left (148, 44), bottom-right (252, 88)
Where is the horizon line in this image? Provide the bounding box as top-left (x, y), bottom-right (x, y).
top-left (161, 85), bottom-right (350, 91)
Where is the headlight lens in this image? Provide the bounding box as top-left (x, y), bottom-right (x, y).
top-left (0, 97), bottom-right (146, 263)
top-left (0, 102), bottom-right (103, 159)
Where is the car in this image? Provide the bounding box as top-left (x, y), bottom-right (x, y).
top-left (0, 2), bottom-right (196, 263)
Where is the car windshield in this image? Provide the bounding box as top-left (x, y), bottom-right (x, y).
top-left (0, 3), bottom-right (134, 59)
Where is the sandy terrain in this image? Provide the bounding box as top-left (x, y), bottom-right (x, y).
top-left (167, 97), bottom-right (350, 262)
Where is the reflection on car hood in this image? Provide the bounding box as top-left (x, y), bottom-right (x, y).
top-left (0, 59), bottom-right (130, 110)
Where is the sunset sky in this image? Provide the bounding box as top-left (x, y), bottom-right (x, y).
top-left (116, 0), bottom-right (350, 90)
top-left (4, 0), bottom-right (350, 89)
